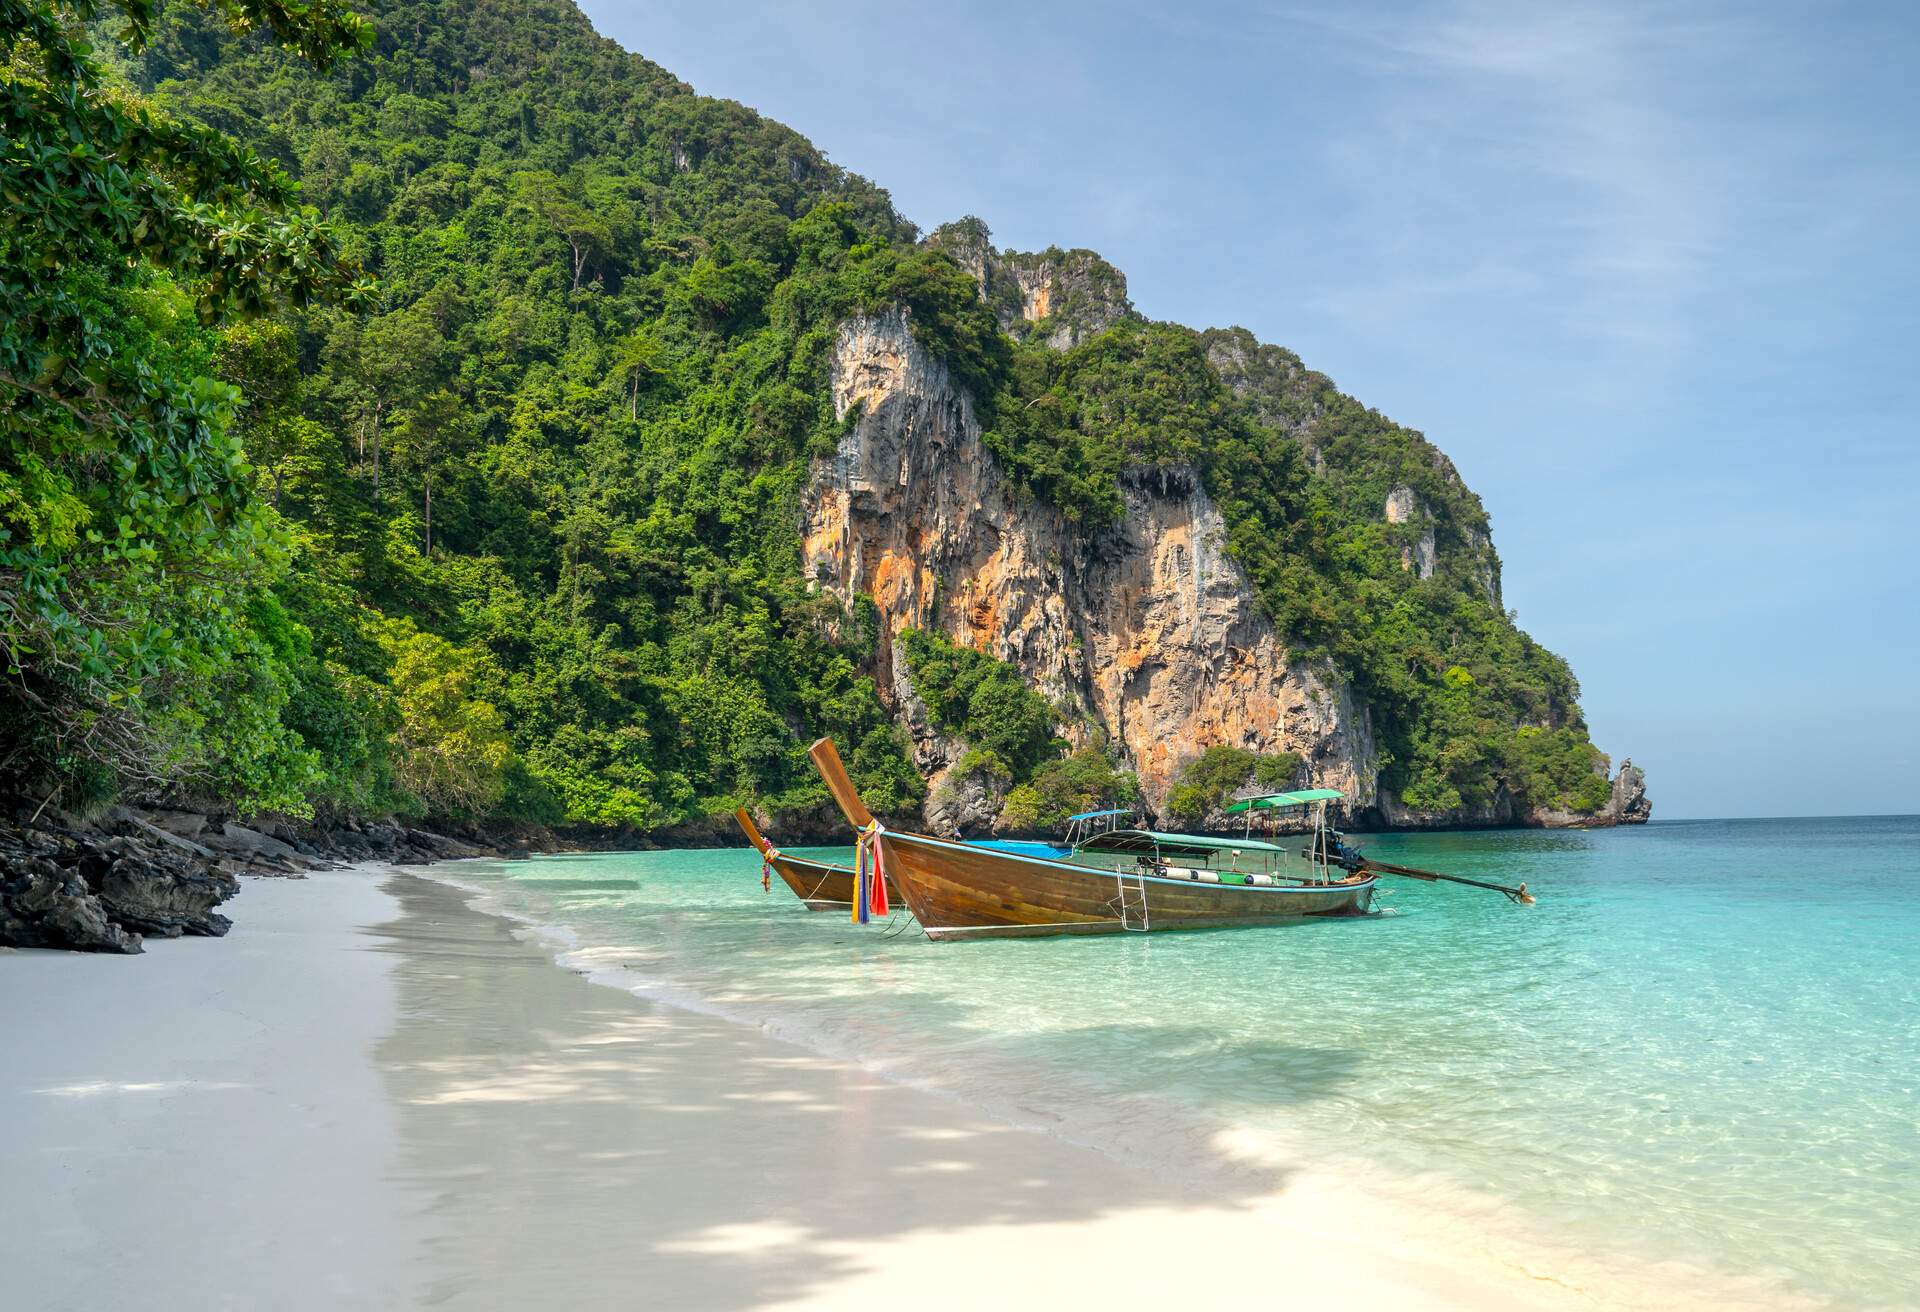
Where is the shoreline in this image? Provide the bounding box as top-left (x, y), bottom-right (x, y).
top-left (431, 859), bottom-right (1821, 1312)
top-left (0, 863), bottom-right (1755, 1309)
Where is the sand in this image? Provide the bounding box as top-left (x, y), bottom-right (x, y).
top-left (1, 866), bottom-right (1595, 1311)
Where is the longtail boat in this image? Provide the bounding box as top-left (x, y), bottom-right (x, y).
top-left (733, 807), bottom-right (899, 912)
top-left (805, 739), bottom-right (1379, 940)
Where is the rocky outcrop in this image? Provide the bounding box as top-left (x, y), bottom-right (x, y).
top-left (925, 218), bottom-right (1132, 350)
top-left (1525, 759), bottom-right (1652, 829)
top-left (802, 310), bottom-right (1377, 818)
top-left (0, 805), bottom-right (506, 953)
top-left (1, 820), bottom-right (238, 953)
top-left (925, 766), bottom-right (1007, 836)
top-left (802, 310), bottom-right (1649, 832)
top-left (1384, 485), bottom-right (1438, 580)
top-left (1605, 758), bottom-right (1652, 824)
top-left (1372, 757), bottom-right (1653, 830)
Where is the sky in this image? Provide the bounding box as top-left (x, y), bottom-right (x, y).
top-left (581, 0), bottom-right (1919, 819)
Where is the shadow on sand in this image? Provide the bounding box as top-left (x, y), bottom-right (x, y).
top-left (372, 874), bottom-right (1365, 1310)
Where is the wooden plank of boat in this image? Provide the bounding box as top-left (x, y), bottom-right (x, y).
top-left (732, 807), bottom-right (899, 912)
top-left (880, 828), bottom-right (1374, 940)
top-left (805, 740), bottom-right (1374, 941)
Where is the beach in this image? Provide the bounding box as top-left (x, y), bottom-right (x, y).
top-left (2, 865), bottom-right (1603, 1311)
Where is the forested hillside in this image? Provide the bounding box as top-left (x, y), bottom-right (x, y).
top-left (2, 0), bottom-right (1624, 836)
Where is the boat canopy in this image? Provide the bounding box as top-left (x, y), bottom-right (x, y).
top-left (1079, 828), bottom-right (1289, 859)
top-left (1065, 808), bottom-right (1133, 822)
top-left (1222, 788), bottom-right (1346, 814)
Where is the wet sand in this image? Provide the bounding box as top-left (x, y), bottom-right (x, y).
top-left (2, 866), bottom-right (1593, 1310)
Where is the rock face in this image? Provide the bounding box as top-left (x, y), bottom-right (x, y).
top-left (0, 820), bottom-right (239, 953)
top-left (1606, 758), bottom-right (1652, 824)
top-left (1384, 485), bottom-right (1438, 580)
top-left (801, 310), bottom-right (1649, 832)
top-left (801, 311), bottom-right (1378, 817)
top-left (0, 806), bottom-right (503, 953)
top-left (925, 218), bottom-right (1132, 350)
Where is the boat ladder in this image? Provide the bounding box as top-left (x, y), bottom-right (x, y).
top-left (1110, 868), bottom-right (1150, 932)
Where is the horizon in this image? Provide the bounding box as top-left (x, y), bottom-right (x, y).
top-left (581, 0), bottom-right (1918, 822)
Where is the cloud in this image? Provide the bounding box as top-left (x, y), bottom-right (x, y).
top-left (1282, 1), bottom-right (1738, 352)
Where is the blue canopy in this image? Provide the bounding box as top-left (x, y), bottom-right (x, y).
top-left (1066, 808), bottom-right (1133, 822)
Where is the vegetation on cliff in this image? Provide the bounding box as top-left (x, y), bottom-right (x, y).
top-left (900, 627), bottom-right (1137, 831)
top-left (3, 0), bottom-right (1617, 831)
top-left (1164, 747), bottom-right (1305, 824)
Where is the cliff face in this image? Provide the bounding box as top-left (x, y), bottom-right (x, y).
top-left (802, 311), bottom-right (1648, 830)
top-left (802, 311), bottom-right (1378, 819)
top-left (925, 219), bottom-right (1133, 350)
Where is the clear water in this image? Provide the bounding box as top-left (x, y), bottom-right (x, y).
top-left (439, 817), bottom-right (1919, 1309)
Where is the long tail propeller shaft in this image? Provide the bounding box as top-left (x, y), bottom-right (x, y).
top-left (1360, 859), bottom-right (1535, 905)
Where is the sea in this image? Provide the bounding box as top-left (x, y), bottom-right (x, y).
top-left (435, 815), bottom-right (1919, 1309)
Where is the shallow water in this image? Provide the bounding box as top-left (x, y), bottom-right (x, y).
top-left (443, 816), bottom-right (1919, 1309)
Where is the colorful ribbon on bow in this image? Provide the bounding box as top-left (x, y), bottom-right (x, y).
top-left (854, 820), bottom-right (890, 923)
top-left (760, 846), bottom-right (777, 893)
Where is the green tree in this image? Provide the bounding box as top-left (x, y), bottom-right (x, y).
top-left (0, 0), bottom-right (370, 800)
top-left (508, 169), bottom-right (614, 293)
top-left (1164, 745), bottom-right (1303, 824)
top-left (375, 619), bottom-right (511, 814)
top-left (899, 628), bottom-right (1063, 780)
top-left (386, 388), bottom-right (465, 555)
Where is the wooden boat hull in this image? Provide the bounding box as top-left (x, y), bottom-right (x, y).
top-left (767, 852), bottom-right (901, 913)
top-left (735, 806), bottom-right (898, 914)
top-left (879, 830), bottom-right (1375, 940)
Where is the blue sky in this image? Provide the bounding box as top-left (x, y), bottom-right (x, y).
top-left (582, 1), bottom-right (1918, 819)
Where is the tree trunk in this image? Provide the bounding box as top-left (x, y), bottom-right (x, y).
top-left (424, 471), bottom-right (432, 556)
top-left (570, 239), bottom-right (586, 292)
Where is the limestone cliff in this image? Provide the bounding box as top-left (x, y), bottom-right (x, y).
top-left (801, 310), bottom-right (1648, 831)
top-left (802, 311), bottom-right (1377, 821)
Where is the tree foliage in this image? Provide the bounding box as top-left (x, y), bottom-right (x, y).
top-left (999, 748), bottom-right (1137, 833)
top-left (1, 0), bottom-right (369, 806)
top-left (1164, 746), bottom-right (1304, 823)
top-left (2, 0), bottom-right (1618, 829)
top-left (899, 628), bottom-right (1063, 782)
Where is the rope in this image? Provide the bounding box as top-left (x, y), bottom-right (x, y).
top-left (854, 819), bottom-right (890, 924)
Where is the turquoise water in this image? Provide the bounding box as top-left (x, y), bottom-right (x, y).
top-left (441, 817), bottom-right (1919, 1308)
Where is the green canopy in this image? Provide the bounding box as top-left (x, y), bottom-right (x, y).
top-left (1221, 788), bottom-right (1346, 814)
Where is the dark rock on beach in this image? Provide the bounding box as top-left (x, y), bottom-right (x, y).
top-left (1, 803), bottom-right (520, 954)
top-left (1, 820), bottom-right (236, 954)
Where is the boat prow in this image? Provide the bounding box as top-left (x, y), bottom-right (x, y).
top-left (732, 807), bottom-right (899, 912)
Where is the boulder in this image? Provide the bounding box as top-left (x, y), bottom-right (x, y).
top-left (1, 859), bottom-right (142, 953)
top-left (1, 820), bottom-right (241, 952)
top-left (106, 807), bottom-right (215, 860)
top-left (204, 823), bottom-right (307, 864)
top-left (97, 858), bottom-right (237, 938)
top-left (145, 810), bottom-right (210, 839)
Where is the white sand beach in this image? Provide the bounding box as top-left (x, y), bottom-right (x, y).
top-left (2, 866), bottom-right (1603, 1311)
